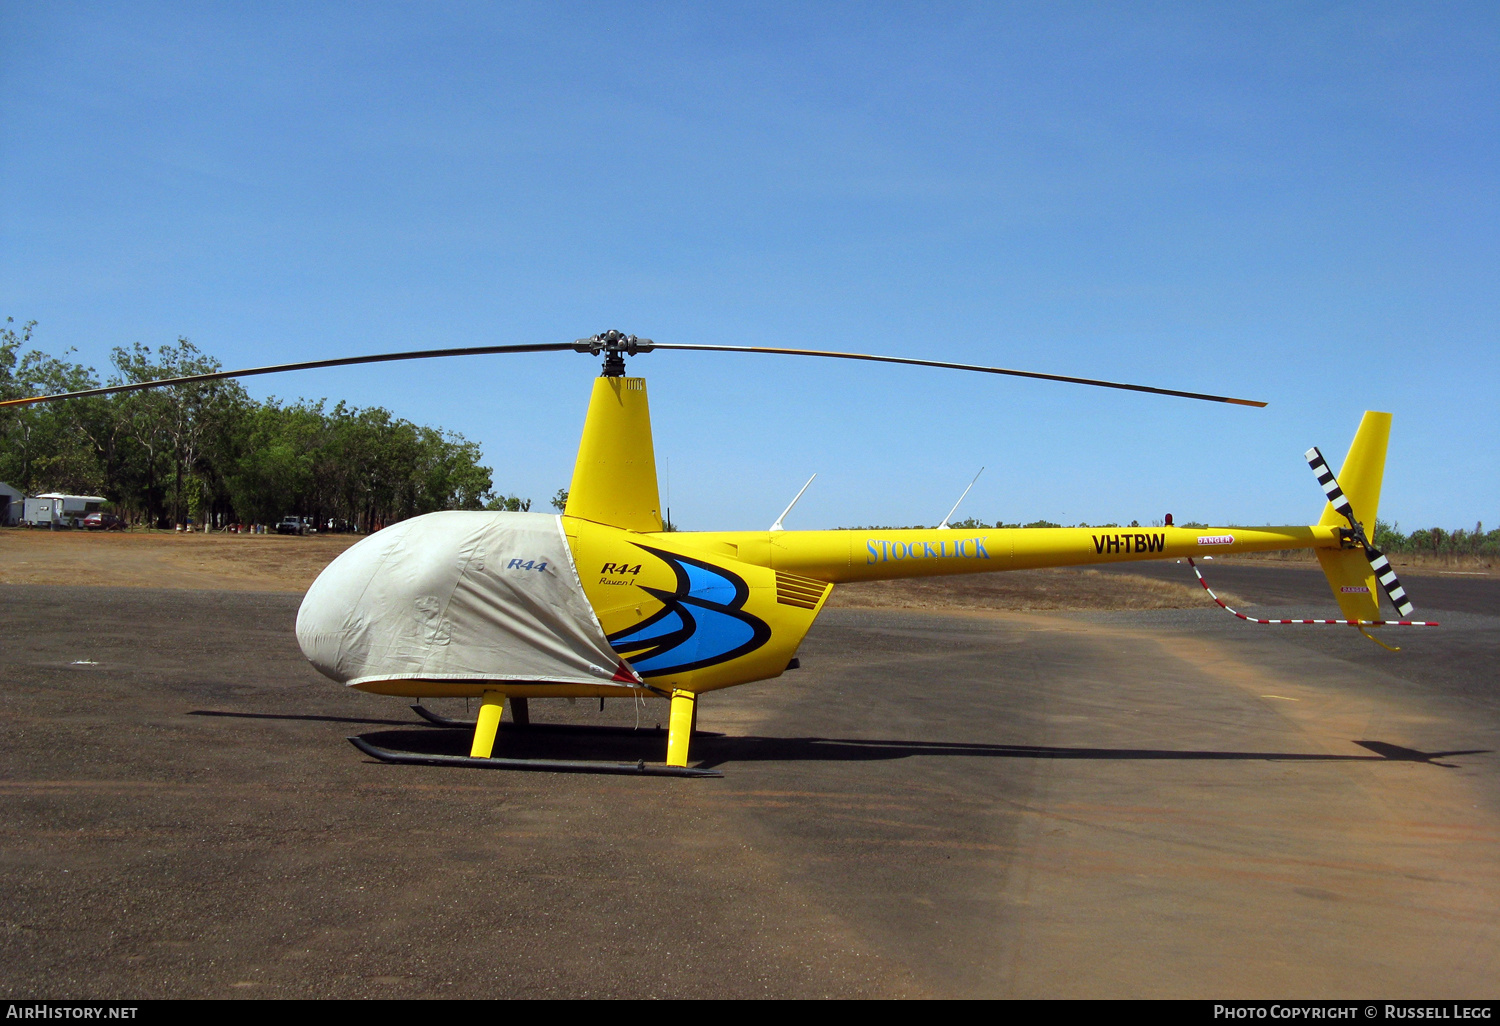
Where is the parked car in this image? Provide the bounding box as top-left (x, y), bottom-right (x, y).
top-left (82, 512), bottom-right (125, 531)
top-left (275, 516), bottom-right (308, 535)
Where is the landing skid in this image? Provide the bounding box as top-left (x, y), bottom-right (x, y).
top-left (348, 736), bottom-right (722, 777)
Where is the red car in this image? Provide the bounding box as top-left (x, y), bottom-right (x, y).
top-left (83, 512), bottom-right (125, 531)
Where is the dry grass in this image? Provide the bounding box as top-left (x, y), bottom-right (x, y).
top-left (827, 567), bottom-right (1240, 612)
top-left (0, 528), bottom-right (359, 592)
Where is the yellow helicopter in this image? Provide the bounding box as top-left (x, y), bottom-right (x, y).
top-left (3, 329), bottom-right (1430, 777)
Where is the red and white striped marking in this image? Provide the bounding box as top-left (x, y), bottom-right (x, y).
top-left (1186, 558), bottom-right (1438, 627)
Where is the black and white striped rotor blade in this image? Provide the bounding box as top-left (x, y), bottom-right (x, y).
top-left (1305, 446), bottom-right (1416, 617)
top-left (1304, 446), bottom-right (1358, 527)
top-left (1366, 547), bottom-right (1416, 619)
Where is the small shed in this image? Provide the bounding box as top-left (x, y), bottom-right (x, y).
top-left (0, 482), bottom-right (22, 526)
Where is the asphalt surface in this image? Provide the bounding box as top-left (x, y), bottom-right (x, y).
top-left (1093, 557), bottom-right (1499, 616)
top-left (1, 578), bottom-right (1496, 998)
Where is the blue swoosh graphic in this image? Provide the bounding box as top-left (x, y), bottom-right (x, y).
top-left (682, 560), bottom-right (738, 607)
top-left (606, 546), bottom-right (771, 677)
top-left (610, 606), bottom-right (686, 649)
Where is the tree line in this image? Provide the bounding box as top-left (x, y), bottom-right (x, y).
top-left (0, 319), bottom-right (546, 531)
top-left (1373, 521), bottom-right (1499, 558)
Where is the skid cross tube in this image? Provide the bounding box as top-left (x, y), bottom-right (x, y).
top-left (410, 705), bottom-right (674, 737)
top-left (411, 705), bottom-right (476, 728)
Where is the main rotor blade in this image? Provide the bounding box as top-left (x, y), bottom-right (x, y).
top-left (1, 334), bottom-right (1268, 408)
top-left (650, 343), bottom-right (1268, 406)
top-left (0, 342), bottom-right (580, 408)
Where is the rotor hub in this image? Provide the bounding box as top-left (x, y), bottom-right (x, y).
top-left (574, 330), bottom-right (654, 377)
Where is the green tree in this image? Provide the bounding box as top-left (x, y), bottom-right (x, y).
top-left (105, 339), bottom-right (249, 526)
top-left (485, 494), bottom-right (532, 512)
top-left (0, 319), bottom-right (103, 495)
top-left (2, 324), bottom-right (527, 531)
top-left (225, 400), bottom-right (326, 525)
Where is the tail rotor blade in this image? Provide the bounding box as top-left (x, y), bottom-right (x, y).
top-left (1304, 446), bottom-right (1358, 526)
top-left (1365, 546), bottom-right (1416, 619)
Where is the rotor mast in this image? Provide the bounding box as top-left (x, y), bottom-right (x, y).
top-left (564, 333), bottom-right (664, 532)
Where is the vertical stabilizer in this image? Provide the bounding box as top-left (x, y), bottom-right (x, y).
top-left (564, 376), bottom-right (663, 532)
top-left (1318, 411), bottom-right (1390, 534)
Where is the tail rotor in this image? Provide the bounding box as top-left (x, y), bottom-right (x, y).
top-left (1187, 415), bottom-right (1437, 641)
top-left (1305, 446), bottom-right (1415, 619)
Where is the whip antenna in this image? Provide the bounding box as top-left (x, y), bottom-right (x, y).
top-left (939, 467), bottom-right (985, 529)
top-left (770, 474), bottom-right (817, 532)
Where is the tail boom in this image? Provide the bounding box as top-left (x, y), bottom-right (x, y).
top-left (678, 524), bottom-right (1343, 584)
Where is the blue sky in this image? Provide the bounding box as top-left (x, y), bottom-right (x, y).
top-left (2, 2), bottom-right (1496, 532)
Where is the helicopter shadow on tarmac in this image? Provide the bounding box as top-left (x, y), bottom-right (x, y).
top-left (688, 736), bottom-right (1489, 770)
top-left (309, 716), bottom-right (1488, 772)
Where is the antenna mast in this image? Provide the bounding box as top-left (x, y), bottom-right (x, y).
top-left (939, 467), bottom-right (985, 529)
top-left (770, 474), bottom-right (817, 532)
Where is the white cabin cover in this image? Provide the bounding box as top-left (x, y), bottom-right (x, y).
top-left (297, 511), bottom-right (637, 688)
